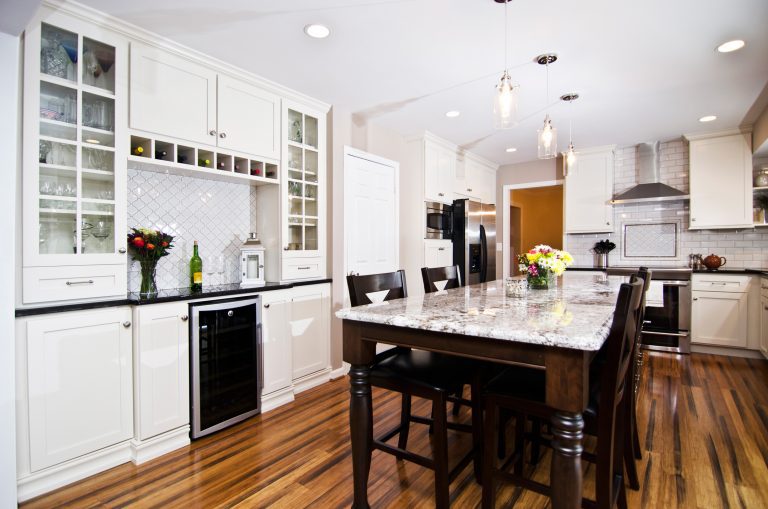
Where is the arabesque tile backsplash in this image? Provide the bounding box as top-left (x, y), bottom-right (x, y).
top-left (566, 140), bottom-right (768, 268)
top-left (126, 168), bottom-right (251, 291)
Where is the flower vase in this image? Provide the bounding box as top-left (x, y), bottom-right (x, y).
top-left (527, 273), bottom-right (549, 290)
top-left (139, 260), bottom-right (158, 296)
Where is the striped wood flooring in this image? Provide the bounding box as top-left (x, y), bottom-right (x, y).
top-left (21, 352), bottom-right (768, 508)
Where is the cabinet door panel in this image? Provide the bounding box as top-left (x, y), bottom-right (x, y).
top-left (27, 308), bottom-right (133, 471)
top-left (291, 286), bottom-right (330, 380)
top-left (691, 291), bottom-right (748, 347)
top-left (261, 290), bottom-right (292, 395)
top-left (136, 303), bottom-right (189, 440)
top-left (564, 149), bottom-right (614, 233)
top-left (217, 75), bottom-right (280, 159)
top-left (130, 43), bottom-right (216, 145)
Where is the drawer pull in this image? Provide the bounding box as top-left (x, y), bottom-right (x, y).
top-left (298, 266), bottom-right (311, 270)
top-left (122, 321), bottom-right (131, 328)
top-left (264, 303), bottom-right (270, 309)
top-left (66, 280), bottom-right (94, 286)
top-left (180, 314), bottom-right (188, 321)
top-left (438, 247), bottom-right (445, 251)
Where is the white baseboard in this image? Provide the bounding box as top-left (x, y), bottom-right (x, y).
top-left (261, 387), bottom-right (295, 413)
top-left (292, 367), bottom-right (331, 394)
top-left (330, 363), bottom-right (349, 379)
top-left (17, 440), bottom-right (132, 502)
top-left (691, 345), bottom-right (765, 359)
top-left (130, 426), bottom-right (190, 465)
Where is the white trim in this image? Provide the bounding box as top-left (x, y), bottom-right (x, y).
top-left (690, 345), bottom-right (764, 359)
top-left (292, 368), bottom-right (332, 394)
top-left (261, 387), bottom-right (295, 413)
top-left (330, 363), bottom-right (350, 379)
top-left (501, 180), bottom-right (564, 279)
top-left (684, 128), bottom-right (752, 141)
top-left (130, 426), bottom-right (190, 465)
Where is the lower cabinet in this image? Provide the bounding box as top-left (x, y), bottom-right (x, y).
top-left (291, 284), bottom-right (331, 382)
top-left (424, 239), bottom-right (453, 269)
top-left (761, 295), bottom-right (768, 359)
top-left (261, 289), bottom-right (292, 396)
top-left (691, 289), bottom-right (749, 348)
top-left (133, 302), bottom-right (190, 441)
top-left (20, 307), bottom-right (134, 473)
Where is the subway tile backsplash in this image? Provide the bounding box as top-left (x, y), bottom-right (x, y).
top-left (566, 140), bottom-right (768, 268)
top-left (126, 168), bottom-right (251, 291)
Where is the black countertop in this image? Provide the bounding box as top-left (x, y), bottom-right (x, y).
top-left (15, 278), bottom-right (333, 317)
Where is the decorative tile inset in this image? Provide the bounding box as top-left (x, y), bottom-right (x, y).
top-left (126, 169), bottom-right (251, 292)
top-left (623, 223), bottom-right (677, 258)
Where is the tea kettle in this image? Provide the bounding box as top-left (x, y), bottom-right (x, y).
top-left (701, 254), bottom-right (727, 271)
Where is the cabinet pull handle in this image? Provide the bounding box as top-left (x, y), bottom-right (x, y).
top-left (219, 132), bottom-right (227, 139)
top-left (693, 297), bottom-right (698, 301)
top-left (122, 321), bottom-right (131, 328)
top-left (691, 218), bottom-right (696, 222)
top-left (180, 314), bottom-right (188, 321)
top-left (66, 280), bottom-right (94, 286)
top-left (438, 247), bottom-right (445, 251)
top-left (118, 247), bottom-right (126, 254)
top-left (264, 304), bottom-right (271, 309)
top-left (438, 192), bottom-right (445, 197)
top-left (209, 129), bottom-right (217, 136)
top-left (467, 188), bottom-right (472, 192)
top-left (606, 221), bottom-right (610, 225)
top-left (298, 266), bottom-right (311, 270)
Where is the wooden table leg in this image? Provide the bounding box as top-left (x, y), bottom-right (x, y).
top-left (349, 363), bottom-right (373, 509)
top-left (550, 410), bottom-right (584, 509)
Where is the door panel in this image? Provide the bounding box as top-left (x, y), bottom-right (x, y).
top-left (261, 290), bottom-right (292, 395)
top-left (291, 286), bottom-right (330, 380)
top-left (217, 75), bottom-right (280, 159)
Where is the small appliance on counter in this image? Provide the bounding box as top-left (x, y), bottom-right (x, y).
top-left (701, 253), bottom-right (727, 271)
top-left (240, 233), bottom-right (265, 286)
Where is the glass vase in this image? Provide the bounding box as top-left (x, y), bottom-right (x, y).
top-left (139, 259), bottom-right (158, 296)
top-left (527, 273), bottom-right (549, 290)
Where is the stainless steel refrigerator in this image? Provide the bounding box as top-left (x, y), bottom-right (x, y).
top-left (452, 199), bottom-right (496, 285)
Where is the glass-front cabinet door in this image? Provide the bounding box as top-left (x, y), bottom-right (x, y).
top-left (282, 103), bottom-right (324, 257)
top-left (25, 16), bottom-right (126, 267)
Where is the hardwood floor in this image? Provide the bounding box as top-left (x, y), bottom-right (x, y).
top-left (21, 352), bottom-right (768, 508)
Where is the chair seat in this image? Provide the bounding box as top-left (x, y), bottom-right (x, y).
top-left (372, 349), bottom-right (478, 394)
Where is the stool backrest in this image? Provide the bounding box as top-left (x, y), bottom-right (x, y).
top-left (346, 270), bottom-right (408, 307)
top-left (421, 265), bottom-right (462, 293)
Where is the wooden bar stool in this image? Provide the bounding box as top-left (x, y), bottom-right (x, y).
top-left (421, 264), bottom-right (462, 293)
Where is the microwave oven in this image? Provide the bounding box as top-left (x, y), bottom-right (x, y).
top-left (425, 201), bottom-right (452, 239)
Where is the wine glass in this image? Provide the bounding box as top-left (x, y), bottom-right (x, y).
top-left (91, 220), bottom-right (111, 252)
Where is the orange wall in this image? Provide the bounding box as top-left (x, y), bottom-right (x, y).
top-left (510, 186), bottom-right (564, 257)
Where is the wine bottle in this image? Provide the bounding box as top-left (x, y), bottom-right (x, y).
top-left (155, 150), bottom-right (167, 159)
top-left (218, 161), bottom-right (226, 169)
top-left (178, 154), bottom-right (188, 164)
top-left (190, 240), bottom-right (203, 291)
top-left (132, 146), bottom-right (144, 156)
top-left (198, 158), bottom-right (210, 167)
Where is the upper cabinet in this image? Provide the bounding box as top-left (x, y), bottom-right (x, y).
top-left (22, 13), bottom-right (128, 303)
top-left (424, 138), bottom-right (456, 205)
top-left (130, 43), bottom-right (280, 160)
top-left (564, 146), bottom-right (615, 233)
top-left (686, 130), bottom-right (752, 230)
top-left (456, 154), bottom-right (497, 205)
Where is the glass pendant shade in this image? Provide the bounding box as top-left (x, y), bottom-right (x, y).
top-left (493, 71), bottom-right (518, 129)
top-left (537, 114), bottom-right (557, 159)
top-left (566, 142), bottom-right (576, 168)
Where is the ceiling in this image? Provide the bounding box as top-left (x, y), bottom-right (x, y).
top-left (43, 0), bottom-right (768, 164)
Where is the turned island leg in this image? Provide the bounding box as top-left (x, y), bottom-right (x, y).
top-left (550, 410), bottom-right (585, 509)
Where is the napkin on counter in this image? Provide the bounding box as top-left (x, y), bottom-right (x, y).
top-left (645, 280), bottom-right (664, 308)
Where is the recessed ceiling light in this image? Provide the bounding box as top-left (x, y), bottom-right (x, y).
top-left (716, 39), bottom-right (745, 53)
top-left (699, 115), bottom-right (717, 122)
top-left (505, 147), bottom-right (517, 153)
top-left (304, 24), bottom-right (330, 39)
top-left (445, 110), bottom-right (460, 118)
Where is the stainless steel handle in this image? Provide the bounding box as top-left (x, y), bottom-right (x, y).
top-left (264, 303), bottom-right (270, 309)
top-left (122, 321), bottom-right (131, 328)
top-left (438, 247), bottom-right (445, 251)
top-left (209, 129), bottom-right (217, 136)
top-left (642, 330), bottom-right (689, 338)
top-left (180, 314), bottom-right (188, 321)
top-left (298, 266), bottom-right (311, 270)
top-left (118, 247), bottom-right (126, 254)
top-left (66, 280), bottom-right (93, 286)
top-left (657, 280), bottom-right (689, 287)
top-left (227, 310), bottom-right (234, 317)
top-left (219, 132), bottom-right (227, 139)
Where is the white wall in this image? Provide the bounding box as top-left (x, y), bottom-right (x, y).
top-left (0, 31), bottom-right (20, 507)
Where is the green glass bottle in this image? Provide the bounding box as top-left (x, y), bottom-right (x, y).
top-left (190, 240), bottom-right (203, 291)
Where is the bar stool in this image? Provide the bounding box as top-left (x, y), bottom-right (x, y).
top-left (421, 264), bottom-right (462, 293)
top-left (346, 270), bottom-right (483, 509)
top-left (482, 277), bottom-right (644, 509)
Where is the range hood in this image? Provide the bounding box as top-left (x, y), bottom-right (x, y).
top-left (611, 141), bottom-right (689, 204)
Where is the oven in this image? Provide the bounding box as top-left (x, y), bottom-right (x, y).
top-left (607, 267), bottom-right (691, 353)
top-left (425, 201), bottom-right (452, 239)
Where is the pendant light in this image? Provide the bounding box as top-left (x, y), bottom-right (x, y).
top-left (536, 54), bottom-right (558, 159)
top-left (493, 0), bottom-right (518, 129)
top-left (561, 93), bottom-right (579, 175)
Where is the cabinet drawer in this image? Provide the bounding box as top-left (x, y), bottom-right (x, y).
top-left (692, 274), bottom-right (750, 293)
top-left (282, 258), bottom-right (323, 280)
top-left (23, 265), bottom-right (127, 304)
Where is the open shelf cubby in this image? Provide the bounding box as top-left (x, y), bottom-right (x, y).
top-left (128, 134), bottom-right (279, 187)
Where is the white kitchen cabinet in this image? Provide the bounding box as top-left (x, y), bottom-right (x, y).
top-left (130, 43), bottom-right (280, 160)
top-left (424, 140), bottom-right (456, 204)
top-left (133, 302), bottom-right (189, 441)
top-left (22, 13), bottom-right (128, 303)
top-left (457, 155), bottom-right (497, 205)
top-left (564, 146), bottom-right (615, 233)
top-left (691, 274), bottom-right (750, 348)
top-left (261, 289), bottom-right (293, 396)
top-left (424, 239), bottom-right (453, 269)
top-left (23, 307), bottom-right (133, 472)
top-left (290, 284), bottom-right (331, 382)
top-left (686, 130), bottom-right (752, 230)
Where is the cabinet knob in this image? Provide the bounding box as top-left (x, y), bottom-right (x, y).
top-left (691, 218), bottom-right (696, 222)
top-left (438, 247), bottom-right (445, 251)
top-left (209, 129), bottom-right (217, 136)
top-left (118, 247), bottom-right (126, 254)
top-left (122, 321), bottom-right (131, 328)
top-left (693, 297), bottom-right (698, 301)
top-left (219, 132), bottom-right (227, 139)
top-left (467, 188), bottom-right (472, 192)
top-left (764, 306), bottom-right (768, 311)
top-left (180, 314), bottom-right (188, 321)
top-left (264, 303), bottom-right (270, 309)
top-left (227, 310), bottom-right (234, 317)
top-left (606, 221), bottom-right (610, 225)
top-left (438, 192), bottom-right (445, 197)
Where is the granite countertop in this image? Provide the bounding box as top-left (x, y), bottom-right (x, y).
top-left (336, 272), bottom-right (625, 351)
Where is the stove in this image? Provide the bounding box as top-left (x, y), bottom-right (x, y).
top-left (606, 267), bottom-right (691, 354)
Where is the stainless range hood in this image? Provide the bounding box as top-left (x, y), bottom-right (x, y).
top-left (611, 141), bottom-right (689, 204)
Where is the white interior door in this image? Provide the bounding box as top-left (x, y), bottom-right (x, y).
top-left (344, 147), bottom-right (399, 285)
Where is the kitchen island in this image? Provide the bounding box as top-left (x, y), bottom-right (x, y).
top-left (338, 272), bottom-right (626, 509)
